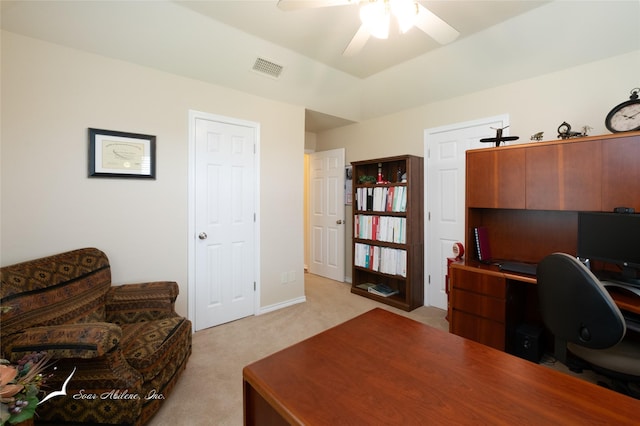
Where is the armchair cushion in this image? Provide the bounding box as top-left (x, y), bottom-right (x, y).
top-left (106, 281), bottom-right (180, 324)
top-left (2, 322), bottom-right (122, 360)
top-left (121, 317), bottom-right (188, 378)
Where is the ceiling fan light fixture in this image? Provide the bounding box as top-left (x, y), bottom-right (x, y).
top-left (359, 0), bottom-right (390, 39)
top-left (390, 0), bottom-right (418, 33)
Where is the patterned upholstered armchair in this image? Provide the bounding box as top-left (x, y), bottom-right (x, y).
top-left (0, 248), bottom-right (192, 425)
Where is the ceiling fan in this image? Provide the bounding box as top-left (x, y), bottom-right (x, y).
top-left (277, 0), bottom-right (459, 56)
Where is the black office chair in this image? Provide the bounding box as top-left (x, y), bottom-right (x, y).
top-left (537, 252), bottom-right (640, 398)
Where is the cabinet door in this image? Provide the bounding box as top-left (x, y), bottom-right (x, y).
top-left (466, 149), bottom-right (525, 209)
top-left (526, 141), bottom-right (601, 210)
top-left (602, 135), bottom-right (640, 211)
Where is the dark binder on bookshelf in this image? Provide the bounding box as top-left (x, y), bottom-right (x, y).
top-left (473, 226), bottom-right (492, 263)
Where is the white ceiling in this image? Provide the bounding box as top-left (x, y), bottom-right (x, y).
top-left (2, 1), bottom-right (639, 132)
top-left (178, 1), bottom-right (549, 79)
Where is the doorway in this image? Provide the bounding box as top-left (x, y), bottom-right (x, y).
top-left (424, 115), bottom-right (510, 309)
top-left (307, 148), bottom-right (346, 282)
top-left (188, 110), bottom-right (259, 331)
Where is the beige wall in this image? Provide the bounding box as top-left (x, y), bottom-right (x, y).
top-left (1, 31), bottom-right (306, 317)
top-left (316, 50), bottom-right (640, 282)
top-left (3, 28), bottom-right (638, 312)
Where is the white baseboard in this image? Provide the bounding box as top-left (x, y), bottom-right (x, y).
top-left (257, 295), bottom-right (306, 315)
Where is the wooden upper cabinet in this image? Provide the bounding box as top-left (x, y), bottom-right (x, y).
top-left (467, 133), bottom-right (640, 212)
top-left (466, 148), bottom-right (525, 209)
top-left (602, 136), bottom-right (640, 211)
top-left (526, 140), bottom-right (602, 210)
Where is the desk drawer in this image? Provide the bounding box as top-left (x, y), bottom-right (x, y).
top-left (452, 289), bottom-right (506, 322)
top-left (451, 310), bottom-right (505, 350)
top-left (451, 268), bottom-right (506, 298)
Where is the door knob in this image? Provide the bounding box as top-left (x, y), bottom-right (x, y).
top-left (198, 232), bottom-right (208, 240)
top-left (336, 220), bottom-right (343, 225)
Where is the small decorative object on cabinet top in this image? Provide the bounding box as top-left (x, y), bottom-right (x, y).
top-left (479, 125), bottom-right (519, 147)
top-left (557, 121), bottom-right (590, 139)
top-left (605, 87), bottom-right (640, 133)
top-left (530, 131), bottom-right (544, 142)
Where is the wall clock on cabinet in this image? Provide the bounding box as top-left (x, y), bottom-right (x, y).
top-left (605, 88), bottom-right (640, 133)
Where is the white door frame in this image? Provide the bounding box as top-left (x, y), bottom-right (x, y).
top-left (424, 114), bottom-right (509, 308)
top-left (187, 110), bottom-right (261, 330)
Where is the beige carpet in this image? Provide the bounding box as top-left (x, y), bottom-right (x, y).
top-left (147, 273), bottom-right (601, 426)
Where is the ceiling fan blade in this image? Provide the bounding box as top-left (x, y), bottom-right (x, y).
top-left (343, 24), bottom-right (370, 56)
top-left (277, 0), bottom-right (354, 11)
top-left (414, 4), bottom-right (460, 45)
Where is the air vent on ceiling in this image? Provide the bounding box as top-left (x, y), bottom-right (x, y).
top-left (252, 57), bottom-right (284, 79)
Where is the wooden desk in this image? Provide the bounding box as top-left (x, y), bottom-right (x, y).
top-left (243, 308), bottom-right (639, 425)
top-left (448, 262), bottom-right (640, 351)
top-left (458, 133), bottom-right (640, 350)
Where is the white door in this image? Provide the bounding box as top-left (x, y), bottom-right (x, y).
top-left (309, 148), bottom-right (345, 282)
top-left (424, 115), bottom-right (509, 309)
top-left (190, 114), bottom-right (257, 331)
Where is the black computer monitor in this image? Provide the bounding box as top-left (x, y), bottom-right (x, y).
top-left (577, 211), bottom-right (640, 286)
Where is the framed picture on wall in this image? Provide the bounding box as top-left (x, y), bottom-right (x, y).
top-left (88, 128), bottom-right (156, 179)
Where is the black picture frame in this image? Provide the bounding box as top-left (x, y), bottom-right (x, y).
top-left (88, 128), bottom-right (156, 179)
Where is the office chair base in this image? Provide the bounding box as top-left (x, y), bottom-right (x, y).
top-left (597, 379), bottom-right (640, 400)
top-left (588, 363), bottom-right (640, 400)
top-left (565, 355), bottom-right (589, 374)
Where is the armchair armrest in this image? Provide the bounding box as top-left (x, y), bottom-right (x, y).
top-left (106, 281), bottom-right (179, 324)
top-left (2, 322), bottom-right (121, 361)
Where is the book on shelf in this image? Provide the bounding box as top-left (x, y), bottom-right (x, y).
top-left (367, 284), bottom-right (399, 297)
top-left (355, 186), bottom-right (406, 212)
top-left (392, 186), bottom-right (404, 212)
top-left (354, 215), bottom-right (406, 243)
top-left (473, 226), bottom-right (492, 263)
top-left (354, 243), bottom-right (407, 277)
top-left (355, 282), bottom-right (376, 291)
top-left (386, 186), bottom-right (395, 211)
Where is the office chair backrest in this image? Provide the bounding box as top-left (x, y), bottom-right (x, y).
top-left (537, 253), bottom-right (625, 349)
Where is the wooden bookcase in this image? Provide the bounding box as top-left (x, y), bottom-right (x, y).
top-left (450, 131), bottom-right (640, 351)
top-left (350, 155), bottom-right (424, 311)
